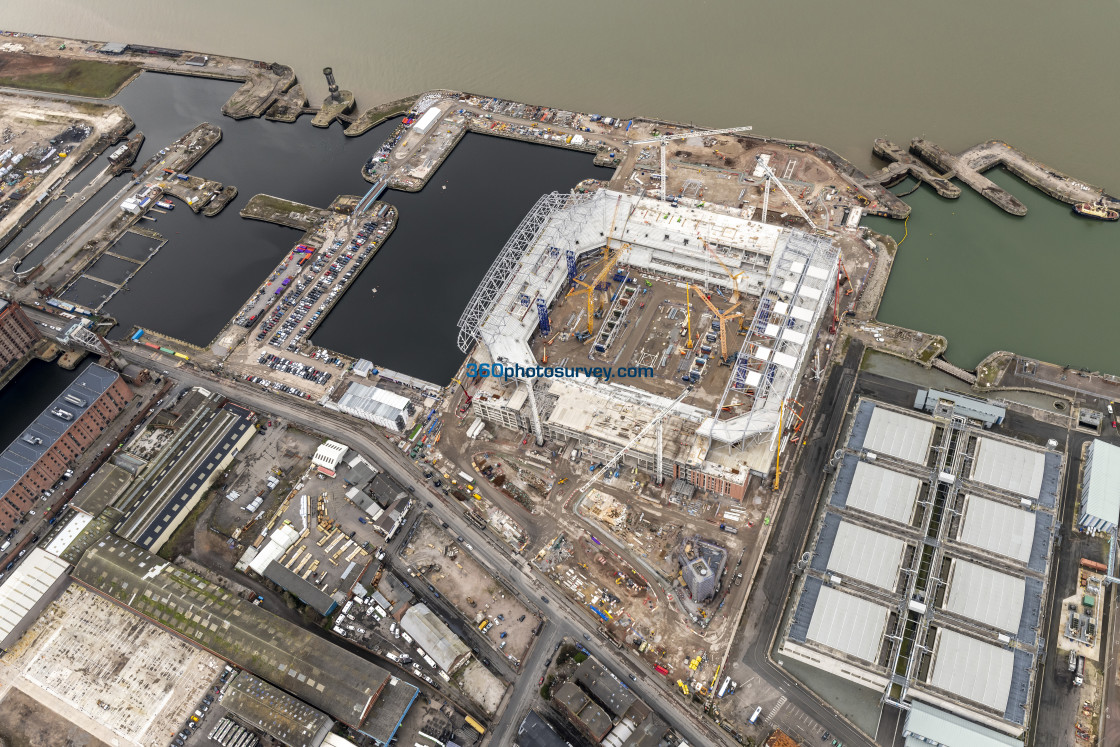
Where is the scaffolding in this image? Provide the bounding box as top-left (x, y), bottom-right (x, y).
top-left (708, 230), bottom-right (837, 452)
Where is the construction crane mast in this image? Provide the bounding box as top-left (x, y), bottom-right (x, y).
top-left (627, 126), bottom-right (753, 200)
top-left (574, 385), bottom-right (693, 496)
top-left (699, 237), bottom-right (742, 303)
top-left (689, 286), bottom-right (742, 362)
top-left (567, 195), bottom-right (623, 334)
top-left (755, 156), bottom-right (817, 229)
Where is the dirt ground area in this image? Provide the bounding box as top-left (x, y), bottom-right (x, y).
top-left (210, 422), bottom-right (319, 537)
top-left (540, 274), bottom-right (749, 412)
top-left (452, 660), bottom-right (506, 717)
top-left (0, 688), bottom-right (109, 747)
top-left (396, 116), bottom-right (465, 183)
top-left (403, 514), bottom-right (537, 662)
top-left (624, 134), bottom-right (845, 229)
top-left (0, 92), bottom-right (130, 238)
top-left (0, 51), bottom-right (138, 98)
top-left (536, 478), bottom-right (761, 690)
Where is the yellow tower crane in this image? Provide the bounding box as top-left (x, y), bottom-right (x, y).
top-left (689, 286), bottom-right (743, 362)
top-left (699, 238), bottom-right (743, 304)
top-left (566, 195), bottom-right (623, 335)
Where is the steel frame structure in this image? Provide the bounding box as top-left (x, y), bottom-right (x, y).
top-left (710, 230), bottom-right (837, 452)
top-left (456, 192), bottom-right (590, 353)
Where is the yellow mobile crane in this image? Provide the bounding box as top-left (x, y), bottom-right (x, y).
top-left (689, 286), bottom-right (743, 362)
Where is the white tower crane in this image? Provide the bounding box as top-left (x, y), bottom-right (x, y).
top-left (627, 126), bottom-right (752, 200)
top-left (755, 156), bottom-right (817, 230)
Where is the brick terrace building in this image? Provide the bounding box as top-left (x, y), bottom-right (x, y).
top-left (0, 300), bottom-right (40, 375)
top-left (0, 364), bottom-right (132, 533)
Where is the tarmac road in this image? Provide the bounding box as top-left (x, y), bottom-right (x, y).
top-left (731, 340), bottom-right (881, 747)
top-left (121, 350), bottom-right (726, 745)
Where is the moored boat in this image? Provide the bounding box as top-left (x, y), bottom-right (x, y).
top-left (1073, 202), bottom-right (1119, 221)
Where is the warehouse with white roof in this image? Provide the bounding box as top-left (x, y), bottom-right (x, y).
top-left (335, 383), bottom-right (416, 433)
top-left (859, 407), bottom-right (935, 464)
top-left (941, 560), bottom-right (1025, 634)
top-left (971, 437), bottom-right (1046, 499)
top-left (826, 521), bottom-right (906, 591)
top-left (805, 586), bottom-right (890, 663)
top-left (782, 398), bottom-right (1062, 736)
top-left (955, 495), bottom-right (1037, 566)
top-left (399, 603), bottom-right (472, 675)
top-left (0, 547), bottom-right (70, 647)
top-left (1079, 438), bottom-right (1120, 534)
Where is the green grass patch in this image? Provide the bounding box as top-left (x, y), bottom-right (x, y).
top-left (0, 53), bottom-right (138, 98)
top-left (157, 491), bottom-right (211, 560)
top-left (242, 193), bottom-right (314, 216)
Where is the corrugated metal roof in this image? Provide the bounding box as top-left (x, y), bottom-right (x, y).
top-left (826, 521), bottom-right (905, 591)
top-left (222, 671), bottom-right (333, 747)
top-left (957, 495), bottom-right (1036, 564)
top-left (71, 535), bottom-right (387, 726)
top-left (904, 700), bottom-right (1022, 747)
top-left (845, 461), bottom-right (921, 525)
top-left (971, 438), bottom-right (1045, 499)
top-left (806, 586), bottom-right (889, 663)
top-left (400, 603), bottom-right (470, 673)
top-left (942, 559), bottom-right (1025, 634)
top-left (917, 389), bottom-right (1007, 424)
top-left (928, 628), bottom-right (1014, 712)
top-left (263, 560), bottom-right (338, 616)
top-left (1081, 439), bottom-right (1120, 528)
top-left (43, 511), bottom-right (92, 557)
top-left (861, 407), bottom-right (934, 464)
top-left (0, 548), bottom-right (69, 640)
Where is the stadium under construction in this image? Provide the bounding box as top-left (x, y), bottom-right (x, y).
top-left (457, 189), bottom-right (838, 498)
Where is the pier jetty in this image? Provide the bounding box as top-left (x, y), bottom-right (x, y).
top-left (905, 138), bottom-right (1120, 216)
top-left (107, 131), bottom-right (145, 175)
top-left (909, 139), bottom-right (1027, 215)
top-left (221, 63), bottom-right (298, 120)
top-left (240, 194), bottom-right (334, 230)
top-left (264, 83), bottom-right (309, 123)
top-left (869, 139), bottom-right (961, 199)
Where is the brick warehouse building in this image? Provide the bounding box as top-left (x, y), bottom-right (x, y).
top-left (0, 364), bottom-right (132, 533)
top-left (0, 300), bottom-right (40, 374)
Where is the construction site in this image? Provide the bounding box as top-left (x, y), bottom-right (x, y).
top-left (402, 513), bottom-right (538, 665)
top-left (618, 127), bottom-right (877, 228)
top-left (461, 187), bottom-right (839, 500)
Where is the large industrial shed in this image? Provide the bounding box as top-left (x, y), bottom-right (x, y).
top-left (71, 534), bottom-right (418, 743)
top-left (782, 398), bottom-right (1062, 736)
top-left (0, 547), bottom-right (70, 648)
top-left (1079, 438), bottom-right (1120, 533)
top-left (400, 602), bottom-right (471, 674)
